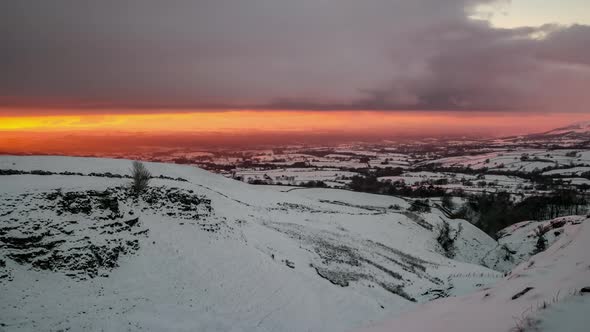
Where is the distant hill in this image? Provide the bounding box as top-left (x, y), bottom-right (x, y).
top-left (501, 120), bottom-right (590, 147)
top-left (541, 121), bottom-right (590, 136)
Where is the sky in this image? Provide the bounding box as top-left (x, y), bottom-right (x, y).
top-left (1, 0), bottom-right (590, 141)
top-left (479, 0), bottom-right (590, 28)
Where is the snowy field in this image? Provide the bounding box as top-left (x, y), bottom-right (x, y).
top-left (362, 216), bottom-right (590, 332)
top-left (423, 149), bottom-right (590, 172)
top-left (234, 167), bottom-right (356, 187)
top-left (1, 156), bottom-right (588, 331)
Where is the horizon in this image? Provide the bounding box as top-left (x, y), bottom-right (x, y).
top-left (2, 1), bottom-right (590, 113)
top-left (2, 111), bottom-right (590, 155)
top-left (2, 0), bottom-right (590, 155)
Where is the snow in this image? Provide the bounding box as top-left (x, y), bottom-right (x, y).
top-left (423, 149), bottom-right (590, 173)
top-left (234, 167), bottom-right (356, 186)
top-left (543, 121), bottom-right (590, 135)
top-left (543, 166), bottom-right (590, 176)
top-left (1, 155), bottom-right (588, 331)
top-left (564, 177), bottom-right (590, 185)
top-left (537, 294), bottom-right (590, 332)
top-left (481, 216), bottom-right (581, 273)
top-left (359, 216), bottom-right (590, 332)
top-left (0, 155), bottom-right (499, 331)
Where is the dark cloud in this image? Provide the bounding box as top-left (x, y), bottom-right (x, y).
top-left (0, 0), bottom-right (588, 113)
top-left (348, 22), bottom-right (590, 112)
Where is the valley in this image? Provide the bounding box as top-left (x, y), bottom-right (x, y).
top-left (1, 153), bottom-right (589, 331)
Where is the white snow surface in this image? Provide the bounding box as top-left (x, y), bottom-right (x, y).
top-left (359, 216), bottom-right (590, 332)
top-left (1, 156), bottom-right (588, 332)
top-left (1, 156), bottom-right (499, 332)
top-left (543, 121), bottom-right (590, 135)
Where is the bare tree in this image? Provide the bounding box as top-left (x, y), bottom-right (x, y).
top-left (130, 161), bottom-right (151, 195)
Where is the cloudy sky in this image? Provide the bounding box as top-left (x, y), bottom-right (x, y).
top-left (1, 0), bottom-right (589, 115)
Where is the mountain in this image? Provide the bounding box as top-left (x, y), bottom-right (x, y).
top-left (501, 120), bottom-right (590, 147)
top-left (541, 121), bottom-right (590, 136)
top-left (1, 156), bottom-right (588, 331)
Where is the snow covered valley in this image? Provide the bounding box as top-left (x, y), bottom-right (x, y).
top-left (1, 156), bottom-right (589, 331)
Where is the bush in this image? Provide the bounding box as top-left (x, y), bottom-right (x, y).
top-left (532, 225), bottom-right (548, 254)
top-left (441, 194), bottom-right (455, 210)
top-left (300, 180), bottom-right (328, 188)
top-left (501, 244), bottom-right (516, 261)
top-left (436, 220), bottom-right (462, 258)
top-left (462, 190), bottom-right (587, 238)
top-left (389, 204), bottom-right (401, 210)
top-left (409, 199), bottom-right (431, 213)
top-left (130, 161), bottom-right (151, 195)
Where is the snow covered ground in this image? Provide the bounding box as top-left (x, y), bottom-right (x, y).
top-left (1, 156), bottom-right (588, 331)
top-left (234, 167), bottom-right (356, 187)
top-left (360, 216), bottom-right (590, 332)
top-left (423, 149), bottom-right (590, 172)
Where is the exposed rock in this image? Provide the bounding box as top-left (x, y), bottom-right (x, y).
top-left (0, 184), bottom-right (214, 280)
top-left (124, 218), bottom-right (139, 227)
top-left (511, 287), bottom-right (534, 300)
top-left (267, 222), bottom-right (424, 302)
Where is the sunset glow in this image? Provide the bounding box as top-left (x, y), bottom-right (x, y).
top-left (2, 110), bottom-right (589, 135)
top-left (2, 110), bottom-right (589, 155)
top-left (1, 0), bottom-right (589, 155)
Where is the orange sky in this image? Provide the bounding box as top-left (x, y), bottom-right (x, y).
top-left (1, 110), bottom-right (590, 155)
top-left (1, 110), bottom-right (589, 136)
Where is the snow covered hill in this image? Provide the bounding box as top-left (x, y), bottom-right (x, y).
top-left (482, 216), bottom-right (583, 273)
top-left (541, 121), bottom-right (590, 136)
top-left (513, 120), bottom-right (590, 146)
top-left (0, 156), bottom-right (588, 331)
top-left (361, 215), bottom-right (590, 332)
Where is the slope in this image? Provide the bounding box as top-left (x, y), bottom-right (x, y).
top-left (361, 216), bottom-right (590, 332)
top-left (0, 155), bottom-right (500, 331)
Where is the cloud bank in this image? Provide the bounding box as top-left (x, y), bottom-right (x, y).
top-left (1, 0), bottom-right (589, 113)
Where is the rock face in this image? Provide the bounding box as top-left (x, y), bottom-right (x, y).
top-left (265, 221), bottom-right (442, 302)
top-left (0, 186), bottom-right (212, 280)
top-left (140, 186), bottom-right (212, 220)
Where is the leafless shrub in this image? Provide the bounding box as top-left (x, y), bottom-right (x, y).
top-left (409, 199), bottom-right (431, 213)
top-left (532, 225), bottom-right (548, 254)
top-left (510, 307), bottom-right (539, 332)
top-left (130, 161), bottom-right (151, 195)
top-left (436, 220), bottom-right (463, 258)
top-left (510, 316), bottom-right (540, 332)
